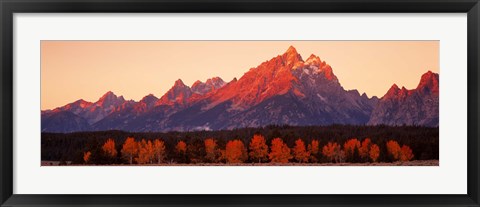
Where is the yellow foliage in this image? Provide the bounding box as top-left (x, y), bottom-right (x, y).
top-left (153, 139), bottom-right (166, 164)
top-left (121, 137), bottom-right (138, 164)
top-left (135, 139), bottom-right (154, 164)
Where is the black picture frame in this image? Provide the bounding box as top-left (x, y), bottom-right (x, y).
top-left (1, 0), bottom-right (479, 206)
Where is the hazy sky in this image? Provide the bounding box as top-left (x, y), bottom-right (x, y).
top-left (41, 41), bottom-right (439, 110)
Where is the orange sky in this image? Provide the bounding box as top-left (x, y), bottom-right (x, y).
top-left (41, 41), bottom-right (439, 110)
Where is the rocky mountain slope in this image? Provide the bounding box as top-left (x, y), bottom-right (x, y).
top-left (41, 46), bottom-right (438, 133)
top-left (368, 71), bottom-right (439, 127)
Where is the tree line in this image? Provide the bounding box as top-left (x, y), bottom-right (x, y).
top-left (82, 135), bottom-right (414, 164)
top-left (41, 125), bottom-right (438, 165)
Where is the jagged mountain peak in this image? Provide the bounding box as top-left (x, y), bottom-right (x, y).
top-left (383, 84), bottom-right (410, 99)
top-left (417, 70), bottom-right (439, 94)
top-left (192, 80), bottom-right (203, 87)
top-left (131, 94), bottom-right (159, 113)
top-left (174, 79), bottom-right (187, 87)
top-left (99, 91), bottom-right (116, 99)
top-left (156, 79), bottom-right (193, 106)
top-left (53, 99), bottom-right (93, 113)
top-left (305, 54), bottom-right (321, 65)
top-left (282, 46), bottom-right (303, 66)
top-left (73, 99), bottom-right (93, 107)
top-left (384, 84), bottom-right (400, 99)
top-left (140, 94), bottom-right (158, 102)
top-left (369, 71), bottom-right (439, 127)
top-left (285, 45), bottom-right (299, 55)
top-left (383, 71), bottom-right (438, 100)
top-left (168, 79), bottom-right (191, 91)
top-left (96, 91), bottom-right (125, 107)
top-left (192, 77), bottom-right (226, 95)
top-left (288, 52), bottom-right (337, 82)
top-left (42, 46), bottom-right (439, 132)
top-left (420, 70), bottom-right (437, 79)
top-left (205, 77), bottom-right (225, 87)
top-left (207, 46), bottom-right (345, 109)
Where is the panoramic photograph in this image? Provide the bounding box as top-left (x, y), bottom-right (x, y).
top-left (41, 41), bottom-right (439, 166)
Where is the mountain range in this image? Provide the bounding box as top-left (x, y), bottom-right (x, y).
top-left (41, 46), bottom-right (439, 133)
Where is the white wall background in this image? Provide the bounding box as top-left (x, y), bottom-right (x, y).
top-left (13, 13), bottom-right (467, 194)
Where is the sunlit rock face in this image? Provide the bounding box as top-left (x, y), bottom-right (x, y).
top-left (41, 46), bottom-right (438, 133)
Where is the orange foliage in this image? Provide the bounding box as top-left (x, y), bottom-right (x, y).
top-left (136, 139), bottom-right (154, 164)
top-left (308, 140), bottom-right (320, 162)
top-left (88, 135), bottom-right (413, 165)
top-left (121, 137), bottom-right (138, 164)
top-left (343, 138), bottom-right (361, 160)
top-left (225, 140), bottom-right (248, 163)
top-left (293, 139), bottom-right (310, 163)
top-left (153, 139), bottom-right (166, 164)
top-left (269, 138), bottom-right (292, 163)
top-left (369, 144), bottom-right (380, 162)
top-left (400, 145), bottom-right (414, 161)
top-left (176, 141), bottom-right (187, 154)
top-left (322, 142), bottom-right (344, 163)
top-left (359, 138), bottom-right (371, 160)
top-left (322, 142), bottom-right (336, 161)
top-left (102, 138), bottom-right (117, 158)
top-left (248, 134), bottom-right (269, 163)
top-left (386, 140), bottom-right (402, 161)
top-left (83, 151), bottom-right (91, 164)
top-left (204, 138), bottom-right (218, 162)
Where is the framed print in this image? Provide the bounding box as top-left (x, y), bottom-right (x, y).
top-left (1, 0), bottom-right (479, 206)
